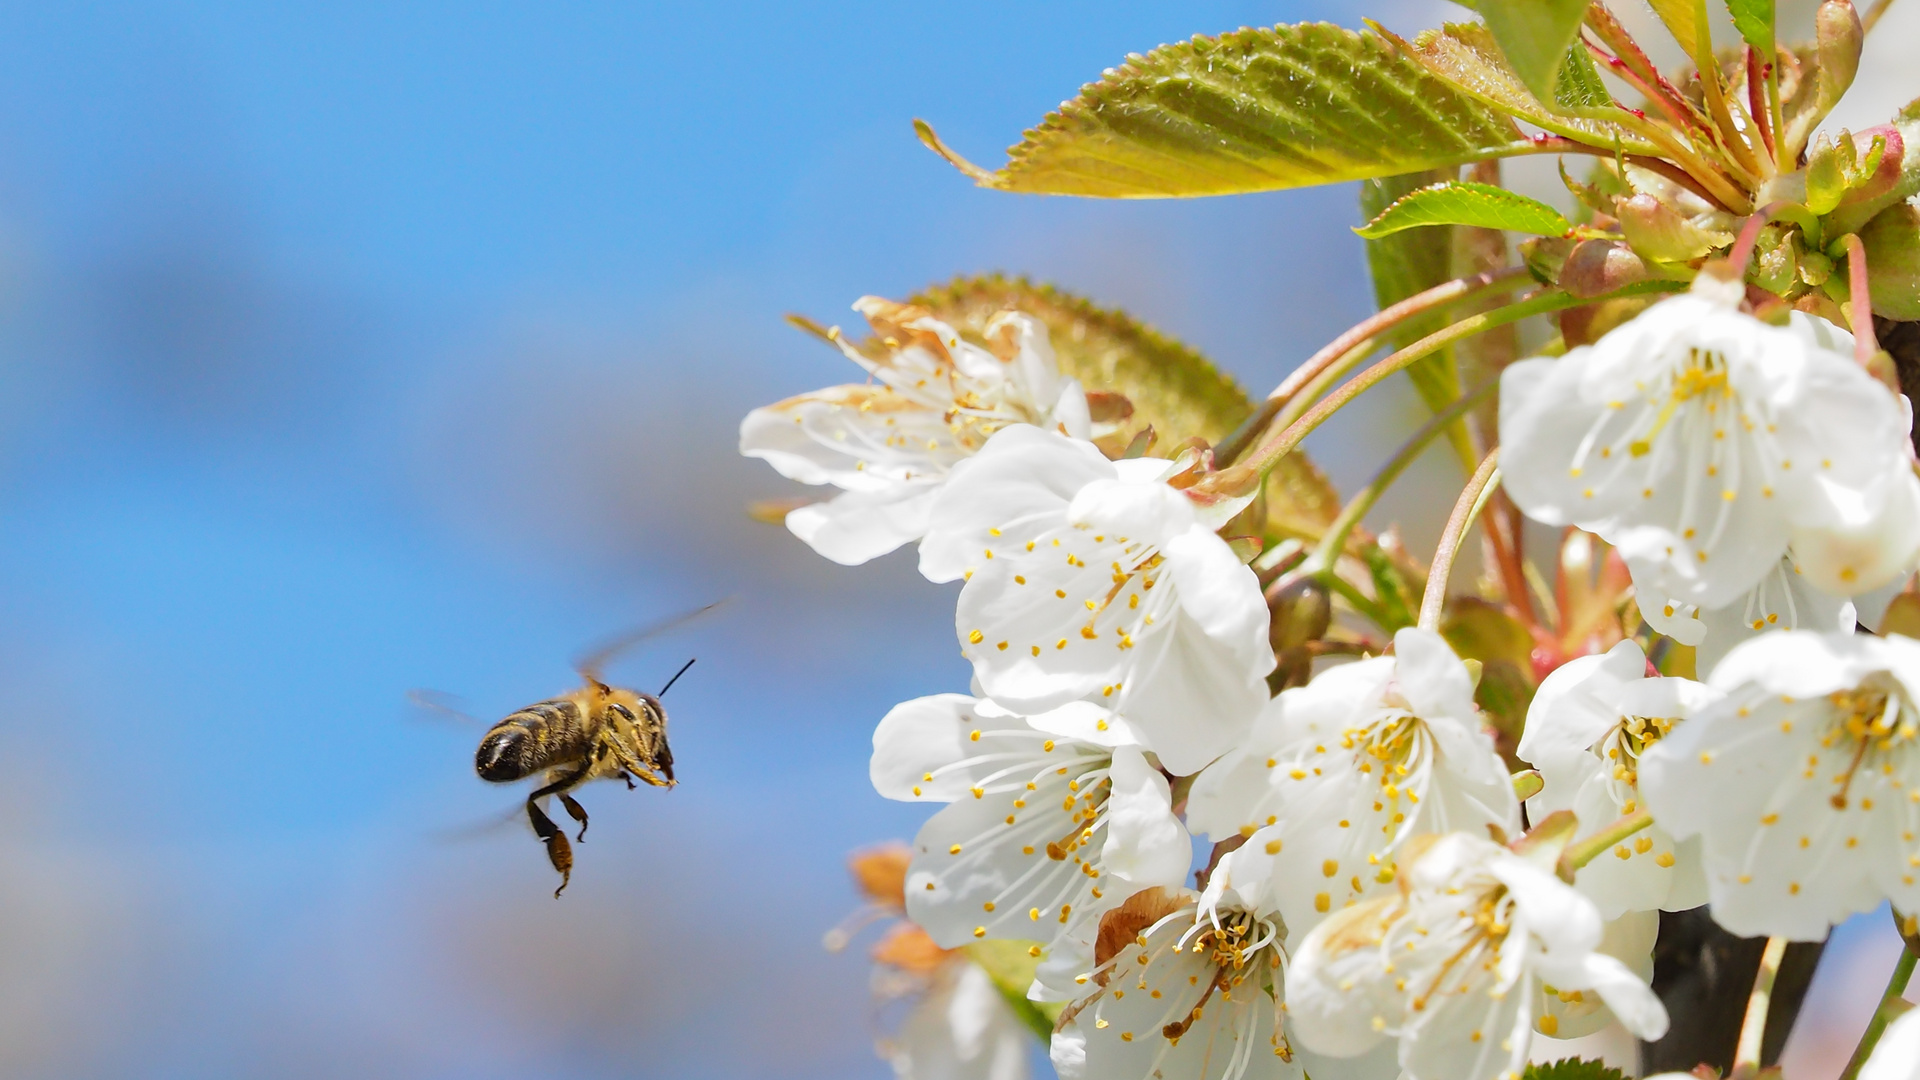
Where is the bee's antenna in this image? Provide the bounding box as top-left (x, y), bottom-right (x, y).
top-left (658, 658), bottom-right (697, 697)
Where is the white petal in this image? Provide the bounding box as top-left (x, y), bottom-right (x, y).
top-left (788, 484), bottom-right (940, 565)
top-left (1491, 853), bottom-right (1602, 958)
top-left (740, 383), bottom-right (962, 490)
top-left (1389, 628), bottom-right (1479, 721)
top-left (891, 962), bottom-right (1033, 1080)
top-left (904, 754), bottom-right (1115, 948)
top-left (1049, 1025), bottom-right (1087, 1080)
top-left (1184, 695), bottom-right (1292, 841)
top-left (920, 425), bottom-right (1113, 584)
top-left (1575, 952), bottom-right (1669, 1041)
top-left (1068, 477), bottom-right (1194, 547)
top-left (1102, 746), bottom-right (1193, 888)
top-left (873, 695), bottom-right (1022, 801)
top-left (1283, 897), bottom-right (1401, 1059)
top-left (1516, 640), bottom-right (1645, 768)
top-left (1793, 465), bottom-right (1920, 596)
top-left (1026, 700), bottom-right (1149, 749)
top-left (1691, 557), bottom-right (1857, 673)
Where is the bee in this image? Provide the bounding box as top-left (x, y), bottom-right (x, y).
top-left (473, 603), bottom-right (718, 897)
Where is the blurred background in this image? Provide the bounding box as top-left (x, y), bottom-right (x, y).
top-left (0, 2), bottom-right (1912, 1078)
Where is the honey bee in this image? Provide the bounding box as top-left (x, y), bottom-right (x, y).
top-left (474, 603), bottom-right (719, 897)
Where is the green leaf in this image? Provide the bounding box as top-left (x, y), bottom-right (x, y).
top-left (1553, 43), bottom-right (1614, 111)
top-left (917, 22), bottom-right (1532, 198)
top-left (1726, 0), bottom-right (1775, 57)
top-left (1478, 0), bottom-right (1591, 103)
top-left (964, 940), bottom-right (1060, 1041)
top-left (1645, 0), bottom-right (1710, 66)
top-left (1522, 1058), bottom-right (1629, 1080)
top-left (1401, 23), bottom-right (1660, 154)
top-left (1355, 180), bottom-right (1572, 238)
top-left (909, 274), bottom-right (1343, 537)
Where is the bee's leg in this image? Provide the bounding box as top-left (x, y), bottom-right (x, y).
top-left (525, 799), bottom-right (572, 898)
top-left (558, 793), bottom-right (589, 841)
top-left (527, 766), bottom-right (590, 898)
top-left (613, 746), bottom-right (671, 788)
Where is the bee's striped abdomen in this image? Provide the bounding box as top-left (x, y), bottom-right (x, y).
top-left (476, 698), bottom-right (591, 782)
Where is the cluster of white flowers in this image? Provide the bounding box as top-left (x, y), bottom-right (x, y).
top-left (746, 280), bottom-right (1920, 1080)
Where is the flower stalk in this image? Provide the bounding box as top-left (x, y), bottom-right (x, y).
top-left (1306, 375), bottom-right (1498, 579)
top-left (1213, 266), bottom-right (1530, 466)
top-left (1210, 282), bottom-right (1682, 498)
top-left (1417, 450), bottom-right (1500, 632)
top-left (1731, 936), bottom-right (1790, 1080)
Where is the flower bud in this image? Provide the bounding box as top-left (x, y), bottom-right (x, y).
top-left (1616, 194), bottom-right (1733, 263)
top-left (1558, 238), bottom-right (1651, 298)
top-left (1816, 0), bottom-right (1864, 111)
top-left (1859, 203), bottom-right (1920, 320)
top-left (1266, 575), bottom-right (1330, 653)
top-left (1265, 574), bottom-right (1330, 692)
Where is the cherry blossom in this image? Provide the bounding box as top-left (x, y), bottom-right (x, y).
top-left (1638, 555), bottom-right (1859, 672)
top-left (1288, 832), bottom-right (1669, 1080)
top-left (1500, 289), bottom-right (1917, 612)
top-left (1516, 638), bottom-right (1713, 918)
top-left (927, 425), bottom-right (1272, 774)
top-left (870, 693), bottom-right (1192, 956)
top-left (1640, 630), bottom-right (1920, 939)
top-left (1186, 628), bottom-right (1518, 934)
top-left (741, 298), bottom-right (1091, 565)
top-left (830, 844), bottom-right (1032, 1080)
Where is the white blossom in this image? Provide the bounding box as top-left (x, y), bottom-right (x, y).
top-left (834, 844), bottom-right (1032, 1080)
top-left (1500, 290), bottom-right (1918, 612)
top-left (1047, 888), bottom-right (1396, 1080)
top-left (1860, 1003), bottom-right (1920, 1080)
top-left (927, 425), bottom-right (1272, 774)
top-left (1288, 832), bottom-right (1669, 1080)
top-left (870, 693), bottom-right (1192, 955)
top-left (1639, 555), bottom-right (1859, 673)
top-left (1516, 638), bottom-right (1713, 918)
top-left (740, 298), bottom-right (1090, 566)
top-left (1186, 627), bottom-right (1518, 935)
top-left (1640, 629), bottom-right (1920, 939)
top-left (882, 961), bottom-right (1034, 1080)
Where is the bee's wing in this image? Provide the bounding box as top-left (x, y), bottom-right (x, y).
top-left (407, 688), bottom-right (481, 726)
top-left (573, 598), bottom-right (731, 683)
top-left (432, 804), bottom-right (534, 844)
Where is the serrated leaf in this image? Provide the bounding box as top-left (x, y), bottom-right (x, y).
top-left (1356, 180), bottom-right (1572, 238)
top-left (1553, 43), bottom-right (1614, 111)
top-left (1479, 0), bottom-right (1591, 103)
top-left (1726, 0), bottom-right (1775, 57)
top-left (924, 23), bottom-right (1532, 198)
top-left (1522, 1058), bottom-right (1629, 1080)
top-left (909, 275), bottom-right (1342, 536)
top-left (1403, 23), bottom-right (1660, 154)
top-left (964, 940), bottom-right (1060, 1041)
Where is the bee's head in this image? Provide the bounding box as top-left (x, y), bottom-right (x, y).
top-left (475, 728), bottom-right (534, 783)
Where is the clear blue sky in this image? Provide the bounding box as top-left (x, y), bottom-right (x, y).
top-left (0, 2), bottom-right (1894, 1077)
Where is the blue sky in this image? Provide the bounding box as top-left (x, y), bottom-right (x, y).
top-left (0, 2), bottom-right (1908, 1077)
